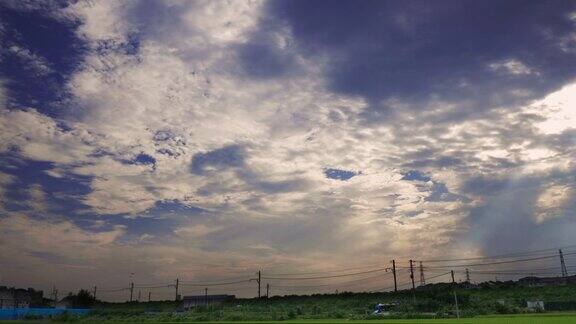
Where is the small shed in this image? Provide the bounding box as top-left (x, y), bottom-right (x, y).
top-left (181, 294), bottom-right (234, 310)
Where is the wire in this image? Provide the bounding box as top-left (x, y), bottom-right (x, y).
top-left (262, 267), bottom-right (391, 280)
top-left (418, 244), bottom-right (576, 263)
top-left (265, 263), bottom-right (388, 276)
top-left (98, 287), bottom-right (129, 293)
top-left (134, 284), bottom-right (173, 289)
top-left (179, 279), bottom-right (251, 287)
top-left (370, 271), bottom-right (452, 293)
top-left (423, 252), bottom-right (576, 269)
top-left (271, 271), bottom-right (394, 289)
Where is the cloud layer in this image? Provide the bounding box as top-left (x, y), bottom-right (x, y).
top-left (1, 0), bottom-right (576, 299)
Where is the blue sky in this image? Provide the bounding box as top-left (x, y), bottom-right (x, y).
top-left (1, 0), bottom-right (576, 299)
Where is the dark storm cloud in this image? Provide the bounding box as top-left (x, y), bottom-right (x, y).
top-left (268, 0), bottom-right (576, 119)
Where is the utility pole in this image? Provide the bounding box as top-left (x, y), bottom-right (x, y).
top-left (419, 261), bottom-right (425, 286)
top-left (465, 268), bottom-right (471, 284)
top-left (409, 260), bottom-right (416, 302)
top-left (250, 271), bottom-right (262, 298)
top-left (451, 270), bottom-right (459, 319)
top-left (138, 290), bottom-right (141, 302)
top-left (409, 260), bottom-right (415, 290)
top-left (129, 282), bottom-right (134, 302)
top-left (93, 286), bottom-right (97, 301)
top-left (148, 291), bottom-right (151, 302)
top-left (560, 249), bottom-right (568, 277)
top-left (453, 290), bottom-right (460, 319)
top-left (266, 283), bottom-right (270, 298)
top-left (392, 260), bottom-right (398, 292)
top-left (175, 278), bottom-right (179, 301)
top-left (258, 270), bottom-right (262, 298)
top-left (51, 285), bottom-right (57, 306)
top-left (204, 288), bottom-right (208, 306)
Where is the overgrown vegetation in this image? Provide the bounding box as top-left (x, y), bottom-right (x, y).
top-left (73, 282), bottom-right (576, 322)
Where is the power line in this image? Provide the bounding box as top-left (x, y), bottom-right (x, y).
top-left (425, 264), bottom-right (576, 274)
top-left (98, 287), bottom-right (130, 293)
top-left (375, 271), bottom-right (453, 295)
top-left (271, 272), bottom-right (394, 289)
top-left (265, 263), bottom-right (386, 276)
top-left (179, 279), bottom-right (251, 287)
top-left (418, 244), bottom-right (576, 263)
top-left (424, 252), bottom-right (576, 269)
top-left (262, 267), bottom-right (390, 280)
top-left (134, 284), bottom-right (173, 289)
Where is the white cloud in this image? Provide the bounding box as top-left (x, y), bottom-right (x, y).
top-left (535, 184), bottom-right (572, 223)
top-left (8, 45), bottom-right (53, 75)
top-left (64, 1), bottom-right (133, 45)
top-left (489, 59), bottom-right (535, 75)
top-left (0, 171), bottom-right (14, 211)
top-left (0, 79), bottom-right (6, 107)
top-left (531, 82), bottom-right (576, 134)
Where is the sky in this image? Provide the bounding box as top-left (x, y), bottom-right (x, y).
top-left (1, 0), bottom-right (576, 300)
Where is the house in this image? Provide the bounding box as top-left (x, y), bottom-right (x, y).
top-left (181, 294), bottom-right (234, 310)
top-left (0, 287), bottom-right (43, 309)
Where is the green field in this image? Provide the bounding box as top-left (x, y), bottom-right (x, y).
top-left (8, 313), bottom-right (576, 324)
top-left (10, 283), bottom-right (576, 323)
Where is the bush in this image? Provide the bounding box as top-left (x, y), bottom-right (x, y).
top-left (50, 312), bottom-right (79, 322)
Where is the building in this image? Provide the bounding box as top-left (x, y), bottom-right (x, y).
top-left (0, 287), bottom-right (43, 309)
top-left (181, 294), bottom-right (234, 310)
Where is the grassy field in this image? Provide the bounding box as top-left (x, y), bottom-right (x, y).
top-left (9, 283), bottom-right (576, 323)
top-left (7, 313), bottom-right (576, 323)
